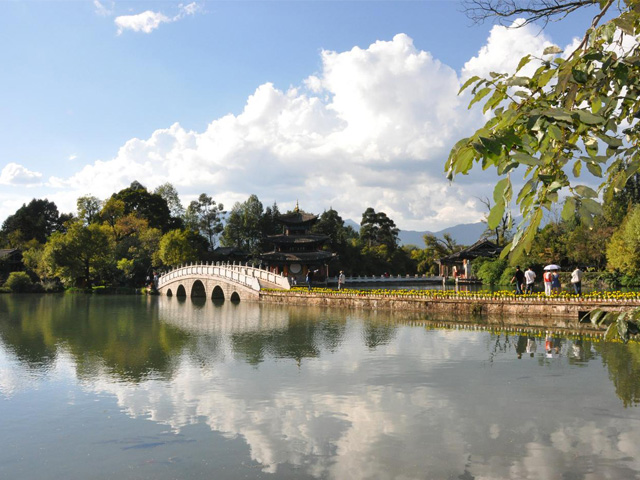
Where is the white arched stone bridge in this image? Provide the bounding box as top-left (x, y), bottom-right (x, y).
top-left (157, 262), bottom-right (291, 302)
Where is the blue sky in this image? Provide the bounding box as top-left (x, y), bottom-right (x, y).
top-left (0, 1), bottom-right (601, 230)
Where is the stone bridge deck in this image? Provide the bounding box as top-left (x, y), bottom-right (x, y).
top-left (157, 263), bottom-right (290, 301)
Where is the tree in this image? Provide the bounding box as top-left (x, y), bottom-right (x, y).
top-left (185, 194), bottom-right (226, 250)
top-left (220, 194), bottom-right (264, 255)
top-left (463, 0), bottom-right (599, 27)
top-left (111, 181), bottom-right (174, 232)
top-left (260, 202), bottom-right (281, 237)
top-left (43, 221), bottom-right (114, 287)
top-left (313, 208), bottom-right (358, 250)
top-left (1, 199), bottom-right (71, 245)
top-left (77, 195), bottom-right (103, 225)
top-left (156, 229), bottom-right (202, 266)
top-left (360, 208), bottom-right (399, 251)
top-left (607, 205), bottom-right (640, 278)
top-left (154, 183), bottom-right (185, 219)
top-left (448, 0), bottom-right (640, 258)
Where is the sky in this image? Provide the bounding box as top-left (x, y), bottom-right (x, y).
top-left (0, 1), bottom-right (602, 231)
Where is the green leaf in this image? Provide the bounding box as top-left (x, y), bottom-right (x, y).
top-left (574, 185), bottom-right (598, 198)
top-left (582, 197), bottom-right (603, 215)
top-left (488, 200), bottom-right (506, 230)
top-left (590, 308), bottom-right (606, 327)
top-left (522, 209), bottom-right (543, 253)
top-left (506, 77), bottom-right (530, 87)
top-left (493, 178), bottom-right (510, 203)
top-left (512, 152), bottom-right (542, 166)
top-left (537, 68), bottom-right (556, 88)
top-left (459, 75), bottom-right (481, 94)
top-left (586, 162), bottom-right (603, 178)
top-left (452, 146), bottom-right (476, 175)
top-left (596, 133), bottom-right (623, 148)
top-left (604, 322), bottom-right (618, 342)
top-left (561, 197), bottom-right (576, 222)
top-left (578, 204), bottom-right (594, 227)
top-left (516, 55), bottom-right (532, 73)
top-left (469, 87), bottom-right (492, 109)
top-left (572, 68), bottom-right (589, 84)
top-left (573, 160), bottom-right (582, 177)
top-left (479, 136), bottom-right (502, 156)
top-left (574, 110), bottom-right (606, 125)
top-left (548, 181), bottom-right (563, 193)
top-left (547, 124), bottom-right (563, 141)
top-left (618, 314), bottom-right (629, 343)
top-left (543, 45), bottom-right (563, 55)
top-left (542, 108), bottom-right (573, 123)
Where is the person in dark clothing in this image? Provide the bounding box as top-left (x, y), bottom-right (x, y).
top-left (511, 266), bottom-right (525, 295)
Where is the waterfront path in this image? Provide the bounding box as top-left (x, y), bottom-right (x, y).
top-left (259, 288), bottom-right (640, 322)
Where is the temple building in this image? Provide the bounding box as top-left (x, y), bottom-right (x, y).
top-left (260, 206), bottom-right (336, 283)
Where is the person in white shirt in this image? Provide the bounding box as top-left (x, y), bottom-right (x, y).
top-left (338, 271), bottom-right (346, 290)
top-left (524, 266), bottom-right (536, 294)
top-left (571, 267), bottom-right (583, 295)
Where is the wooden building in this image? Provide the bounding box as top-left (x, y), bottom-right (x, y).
top-left (437, 239), bottom-right (502, 279)
top-left (0, 249), bottom-right (24, 280)
top-left (260, 207), bottom-right (336, 283)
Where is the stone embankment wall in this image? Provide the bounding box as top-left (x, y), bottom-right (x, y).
top-left (259, 291), bottom-right (640, 322)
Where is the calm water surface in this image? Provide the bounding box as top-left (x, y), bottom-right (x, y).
top-left (1, 294), bottom-right (640, 479)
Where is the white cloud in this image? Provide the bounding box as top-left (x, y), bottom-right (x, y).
top-left (4, 27), bottom-right (571, 231)
top-left (462, 19), bottom-right (555, 80)
top-left (93, 0), bottom-right (113, 17)
top-left (114, 2), bottom-right (200, 35)
top-left (0, 162), bottom-right (43, 186)
top-left (47, 34), bottom-right (487, 230)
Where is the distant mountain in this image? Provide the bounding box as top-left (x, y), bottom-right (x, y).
top-left (399, 222), bottom-right (488, 247)
top-left (344, 218), bottom-right (488, 247)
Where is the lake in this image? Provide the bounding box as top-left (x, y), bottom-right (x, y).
top-left (1, 294), bottom-right (640, 479)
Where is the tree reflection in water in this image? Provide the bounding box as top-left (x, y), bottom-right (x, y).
top-left (2, 295), bottom-right (640, 479)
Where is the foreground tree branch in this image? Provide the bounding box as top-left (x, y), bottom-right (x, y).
top-left (447, 0), bottom-right (640, 258)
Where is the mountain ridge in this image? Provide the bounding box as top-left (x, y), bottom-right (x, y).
top-left (344, 219), bottom-right (488, 247)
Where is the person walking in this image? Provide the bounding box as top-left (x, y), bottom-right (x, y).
top-left (524, 266), bottom-right (536, 294)
top-left (338, 271), bottom-right (346, 290)
top-left (306, 269), bottom-right (314, 292)
top-left (511, 266), bottom-right (525, 295)
top-left (543, 270), bottom-right (553, 296)
top-left (551, 270), bottom-right (561, 294)
top-left (571, 266), bottom-right (583, 296)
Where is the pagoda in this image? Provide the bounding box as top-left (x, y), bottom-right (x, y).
top-left (260, 203), bottom-right (336, 283)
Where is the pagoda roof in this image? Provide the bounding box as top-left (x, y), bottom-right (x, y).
top-left (260, 251), bottom-right (336, 263)
top-left (277, 211), bottom-right (318, 225)
top-left (267, 234), bottom-right (329, 245)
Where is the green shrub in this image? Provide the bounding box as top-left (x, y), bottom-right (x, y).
top-left (475, 258), bottom-right (508, 286)
top-left (0, 286), bottom-right (11, 294)
top-left (4, 272), bottom-right (33, 292)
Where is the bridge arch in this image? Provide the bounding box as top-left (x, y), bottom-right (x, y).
top-left (191, 280), bottom-right (206, 298)
top-left (211, 285), bottom-right (225, 300)
top-left (230, 292), bottom-right (241, 303)
top-left (157, 262), bottom-right (290, 302)
top-left (166, 288), bottom-right (173, 297)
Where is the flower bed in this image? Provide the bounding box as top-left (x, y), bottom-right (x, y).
top-left (262, 287), bottom-right (640, 303)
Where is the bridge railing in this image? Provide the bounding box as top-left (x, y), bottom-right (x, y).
top-left (157, 262), bottom-right (291, 291)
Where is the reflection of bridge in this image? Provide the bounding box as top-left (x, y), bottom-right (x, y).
top-left (157, 263), bottom-right (291, 302)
